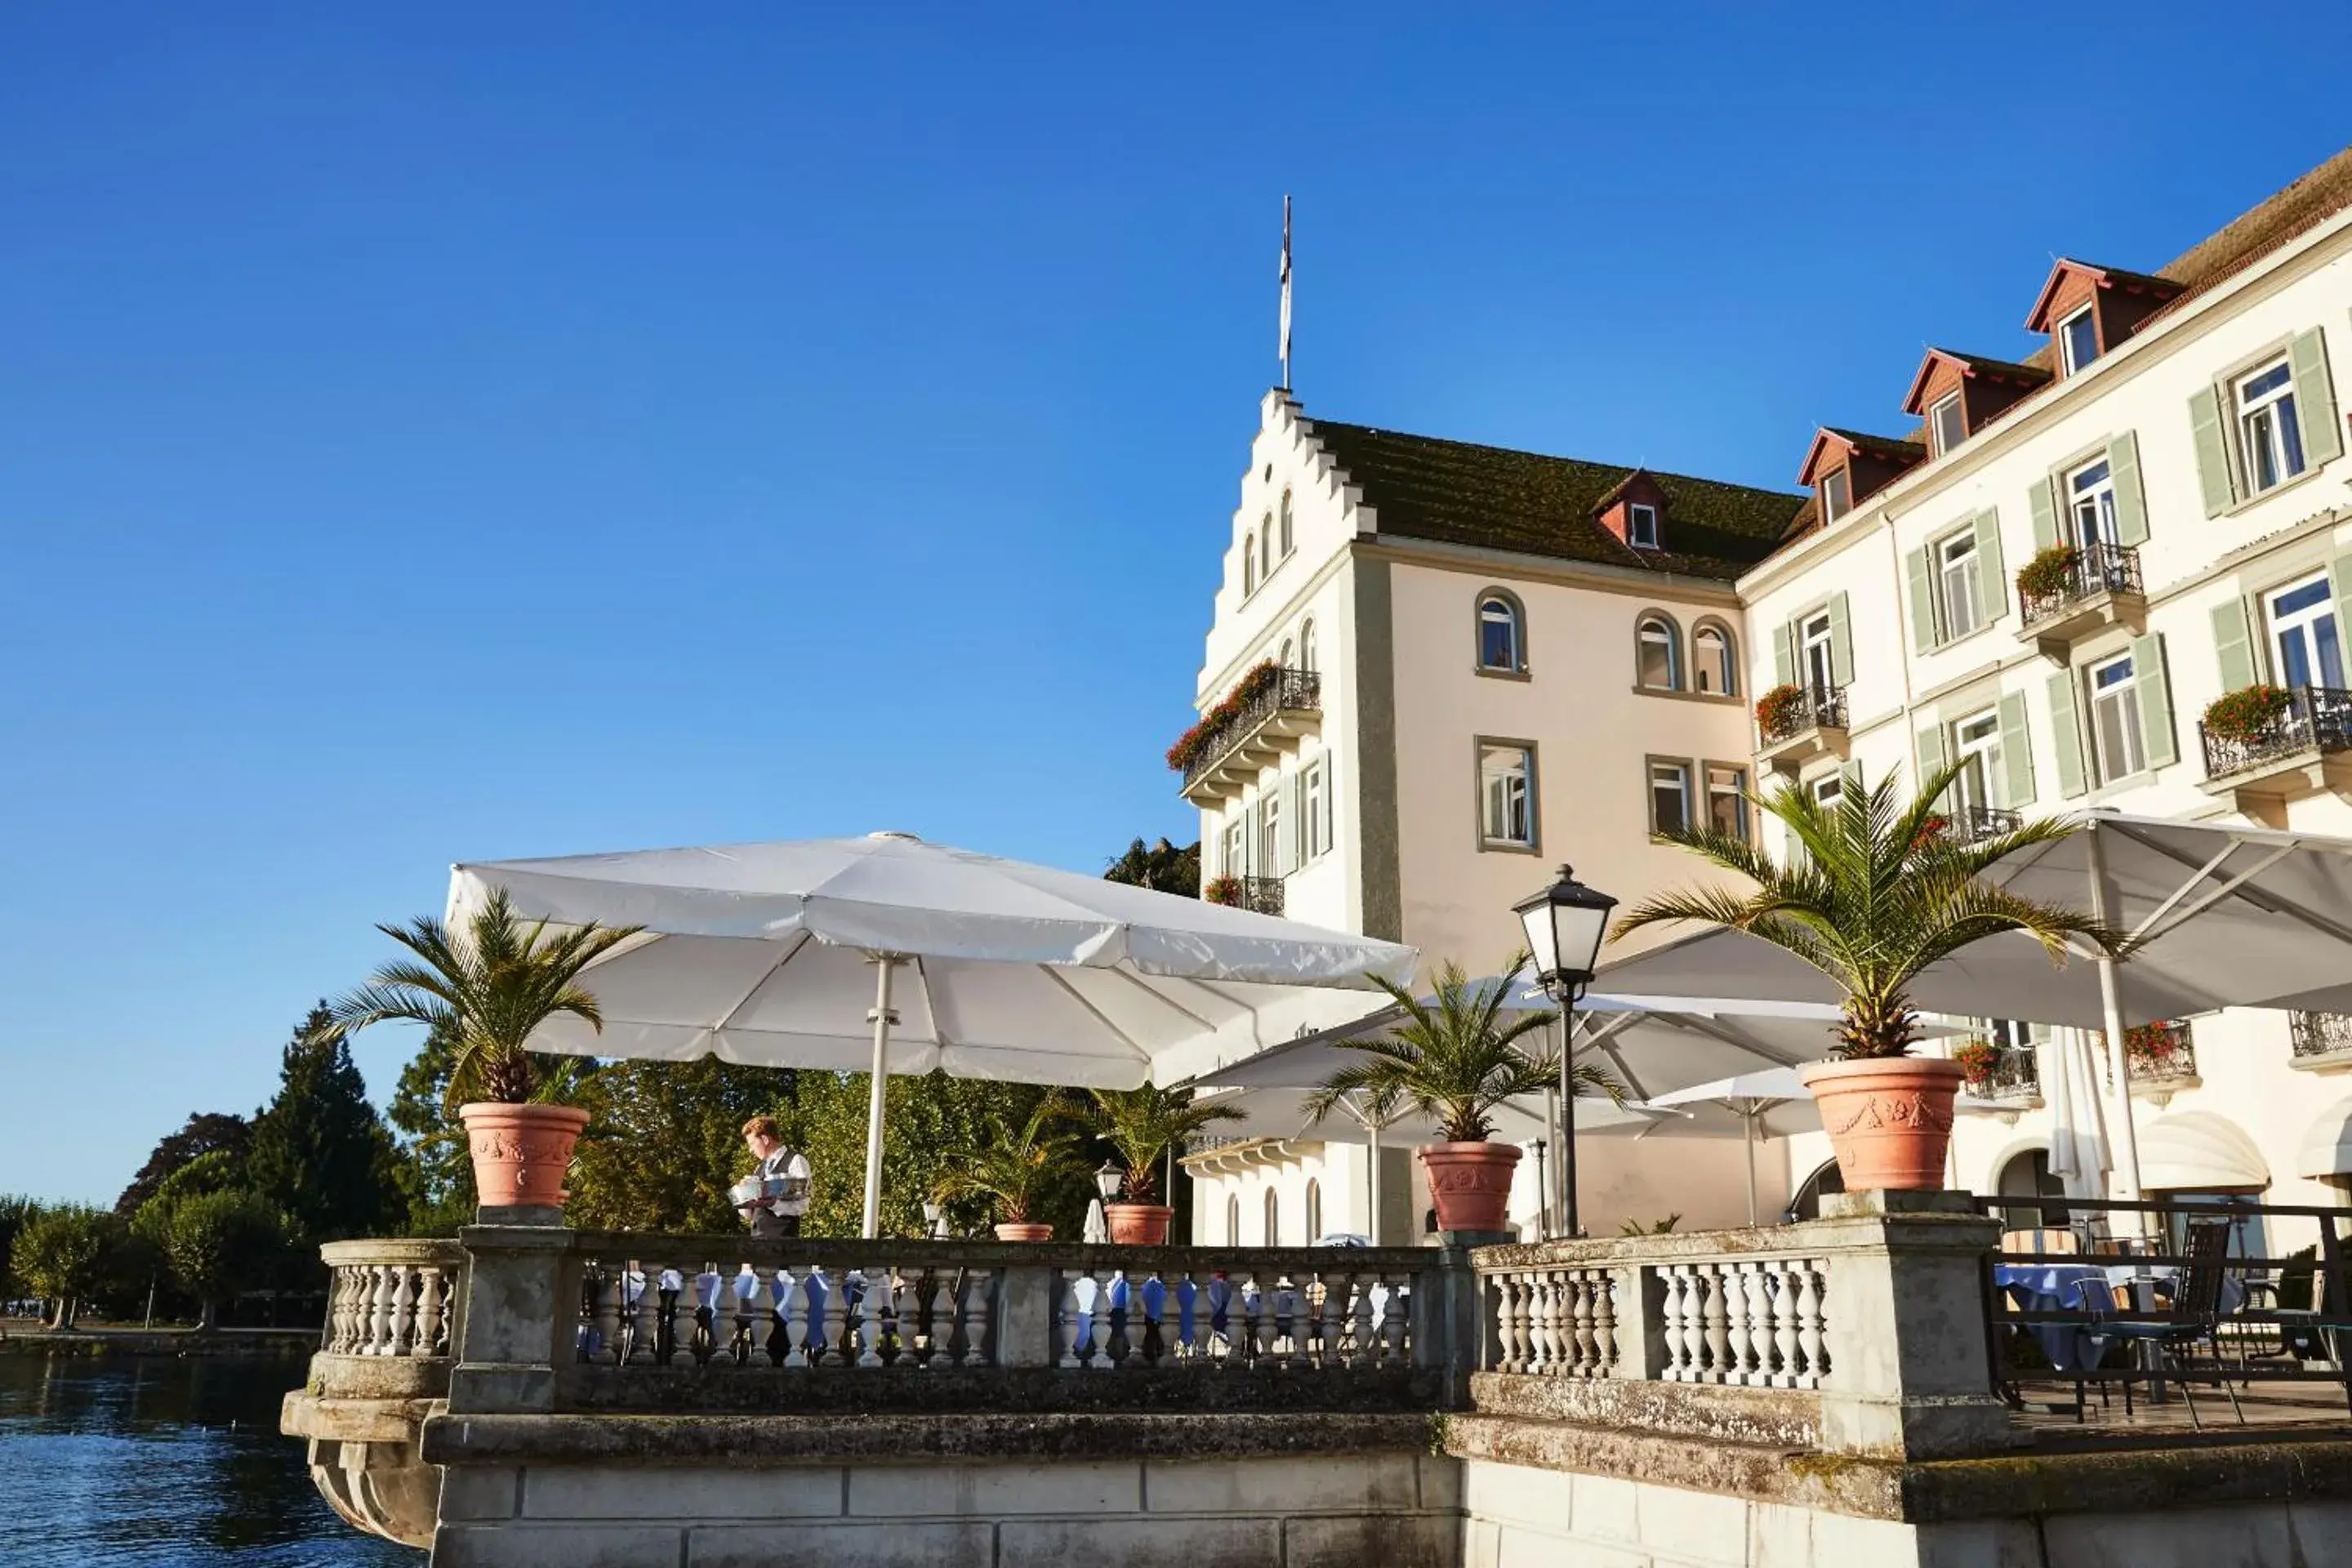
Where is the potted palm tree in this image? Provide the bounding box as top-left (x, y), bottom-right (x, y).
top-left (936, 1102), bottom-right (1085, 1241)
top-left (312, 889), bottom-right (641, 1216)
top-left (1618, 764), bottom-right (2124, 1191)
top-left (1080, 1085), bottom-right (1245, 1245)
top-left (1307, 958), bottom-right (1619, 1234)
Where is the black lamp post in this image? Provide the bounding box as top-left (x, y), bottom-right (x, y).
top-left (1513, 863), bottom-right (1617, 1238)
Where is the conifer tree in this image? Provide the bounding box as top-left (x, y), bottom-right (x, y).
top-left (245, 1002), bottom-right (403, 1244)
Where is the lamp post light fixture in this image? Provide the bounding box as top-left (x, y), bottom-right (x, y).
top-left (1094, 1160), bottom-right (1125, 1204)
top-left (1513, 863), bottom-right (1618, 1239)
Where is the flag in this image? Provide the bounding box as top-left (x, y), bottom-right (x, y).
top-left (1277, 194), bottom-right (1293, 386)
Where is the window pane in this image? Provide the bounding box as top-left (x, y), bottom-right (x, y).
top-left (1695, 628), bottom-right (1728, 693)
top-left (1481, 746), bottom-right (1533, 844)
top-left (1480, 600), bottom-right (1517, 670)
top-left (2063, 311), bottom-right (2098, 372)
top-left (1638, 621), bottom-right (1677, 688)
top-left (1650, 764), bottom-right (1690, 835)
top-left (1932, 395), bottom-right (1965, 456)
top-left (1707, 765), bottom-right (1747, 840)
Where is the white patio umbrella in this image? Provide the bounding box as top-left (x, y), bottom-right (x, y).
top-left (2042, 1031), bottom-right (2111, 1203)
top-left (1643, 1068), bottom-right (1816, 1226)
top-left (1592, 811), bottom-right (2352, 1203)
top-left (449, 832), bottom-right (1415, 1236)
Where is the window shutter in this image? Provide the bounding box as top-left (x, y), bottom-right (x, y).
top-left (2188, 385), bottom-right (2237, 517)
top-left (2292, 326), bottom-right (2344, 468)
top-left (2132, 632), bottom-right (2179, 770)
top-left (1321, 756), bottom-right (1339, 855)
top-left (2046, 670), bottom-right (2088, 799)
top-left (2028, 475), bottom-right (2060, 552)
top-left (1772, 621), bottom-right (1795, 688)
top-left (1904, 548), bottom-right (1938, 654)
top-left (1827, 592), bottom-right (1854, 687)
top-left (2211, 597), bottom-right (2256, 693)
top-left (1914, 719), bottom-right (1947, 803)
top-left (2029, 1022), bottom-right (2053, 1046)
top-left (2107, 432), bottom-right (2149, 547)
top-left (1972, 510), bottom-right (2006, 628)
top-left (1998, 692), bottom-right (2034, 809)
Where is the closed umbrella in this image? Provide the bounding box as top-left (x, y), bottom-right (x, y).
top-left (2043, 1032), bottom-right (2111, 1203)
top-left (451, 832), bottom-right (1414, 1236)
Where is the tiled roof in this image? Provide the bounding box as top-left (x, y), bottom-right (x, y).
top-left (1936, 350), bottom-right (2052, 384)
top-left (1307, 419), bottom-right (1806, 583)
top-left (1824, 427), bottom-right (1927, 463)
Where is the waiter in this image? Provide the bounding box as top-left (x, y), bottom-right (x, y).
top-left (737, 1115), bottom-right (812, 1237)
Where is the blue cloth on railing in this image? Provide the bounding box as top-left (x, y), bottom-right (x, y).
top-left (1993, 1263), bottom-right (2112, 1373)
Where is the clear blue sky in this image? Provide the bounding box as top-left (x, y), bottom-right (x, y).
top-left (6, 3), bottom-right (2348, 1204)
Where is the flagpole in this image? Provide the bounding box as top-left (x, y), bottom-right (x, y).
top-left (1278, 194), bottom-right (1293, 393)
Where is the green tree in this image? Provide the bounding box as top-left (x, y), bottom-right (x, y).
top-left (385, 1017), bottom-right (477, 1236)
top-left (245, 1003), bottom-right (403, 1245)
top-left (114, 1112), bottom-right (251, 1217)
top-left (1617, 764), bottom-right (2127, 1058)
top-left (1103, 836), bottom-right (1201, 898)
top-left (568, 1058), bottom-right (800, 1232)
top-left (934, 1102), bottom-right (1089, 1229)
top-left (138, 1190), bottom-right (290, 1330)
top-left (312, 887), bottom-right (639, 1106)
top-left (0, 1195), bottom-right (38, 1298)
top-left (1079, 1085), bottom-right (1241, 1204)
top-left (11, 1205), bottom-right (124, 1328)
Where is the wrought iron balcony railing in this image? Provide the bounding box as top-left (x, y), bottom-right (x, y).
top-left (2199, 685), bottom-right (2352, 781)
top-left (1179, 668), bottom-right (1321, 792)
top-left (1962, 1044), bottom-right (2040, 1103)
top-left (1232, 875), bottom-right (1285, 917)
top-left (2291, 1011), bottom-right (2352, 1062)
top-left (1948, 805), bottom-right (2023, 845)
top-left (1758, 684), bottom-right (1847, 745)
top-left (2117, 1020), bottom-right (2198, 1086)
top-left (2019, 541), bottom-right (2143, 630)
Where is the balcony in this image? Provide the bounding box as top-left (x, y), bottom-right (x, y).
top-left (1205, 874), bottom-right (1285, 917)
top-left (2198, 684), bottom-right (2352, 810)
top-left (2111, 1020), bottom-right (2199, 1103)
top-left (1947, 805), bottom-right (2023, 845)
top-left (2290, 1010), bottom-right (2352, 1071)
top-left (1176, 667), bottom-right (1321, 804)
top-left (1755, 684), bottom-right (1849, 776)
top-left (1959, 1044), bottom-right (2042, 1114)
top-left (2016, 542), bottom-right (2145, 658)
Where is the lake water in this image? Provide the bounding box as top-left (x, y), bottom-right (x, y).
top-left (0, 1351), bottom-right (423, 1566)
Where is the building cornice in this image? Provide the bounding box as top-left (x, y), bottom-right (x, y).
top-left (1352, 536), bottom-right (1748, 607)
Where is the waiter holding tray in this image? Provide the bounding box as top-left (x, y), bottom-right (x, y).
top-left (734, 1116), bottom-right (812, 1236)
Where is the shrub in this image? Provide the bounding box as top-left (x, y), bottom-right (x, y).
top-left (2202, 684), bottom-right (2292, 743)
top-left (1753, 684), bottom-right (1806, 734)
top-left (2016, 544), bottom-right (2080, 600)
top-left (1951, 1040), bottom-right (2001, 1085)
top-left (1202, 875), bottom-right (1244, 907)
top-left (1165, 661), bottom-right (1281, 773)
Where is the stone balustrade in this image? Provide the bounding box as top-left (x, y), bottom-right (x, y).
top-left (321, 1237), bottom-right (462, 1359)
top-left (1484, 1251), bottom-right (1832, 1388)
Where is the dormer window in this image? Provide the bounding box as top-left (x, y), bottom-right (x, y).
top-left (1821, 468), bottom-right (1851, 523)
top-left (1929, 392), bottom-right (1965, 457)
top-left (2057, 305), bottom-right (2099, 375)
top-left (1627, 502), bottom-right (1659, 550)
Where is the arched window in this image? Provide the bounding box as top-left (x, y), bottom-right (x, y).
top-left (1305, 1179), bottom-right (1322, 1242)
top-left (1694, 622), bottom-right (1737, 697)
top-left (1477, 592), bottom-right (1524, 673)
top-left (1279, 492), bottom-right (1294, 556)
top-left (1263, 1187), bottom-right (1281, 1246)
top-left (1637, 614), bottom-right (1682, 691)
top-left (1227, 1194), bottom-right (1241, 1245)
top-left (1261, 514), bottom-right (1275, 577)
top-left (1298, 619), bottom-right (1316, 674)
top-left (1786, 1159), bottom-right (1845, 1223)
top-left (1243, 536), bottom-right (1258, 594)
top-left (1280, 638), bottom-right (1294, 669)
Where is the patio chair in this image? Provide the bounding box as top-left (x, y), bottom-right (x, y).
top-left (2104, 1216), bottom-right (2242, 1428)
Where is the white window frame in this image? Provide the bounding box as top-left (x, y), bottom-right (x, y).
top-left (1648, 760), bottom-right (1692, 836)
top-left (1821, 468), bottom-right (1851, 523)
top-left (1479, 742), bottom-right (1537, 849)
top-left (2087, 652), bottom-right (2147, 782)
top-left (1799, 611), bottom-right (1836, 698)
top-left (1637, 616), bottom-right (1682, 691)
top-left (1222, 818), bottom-right (1246, 878)
top-left (2058, 305), bottom-right (2098, 375)
top-left (1242, 536), bottom-right (1258, 594)
top-left (1278, 491), bottom-right (1294, 556)
top-left (1809, 771), bottom-right (1845, 810)
top-left (1705, 763), bottom-right (1748, 842)
top-left (2234, 356), bottom-right (2306, 495)
top-left (2065, 457), bottom-right (2118, 550)
top-left (1298, 619), bottom-right (1316, 674)
top-left (1259, 789), bottom-right (1285, 875)
top-left (1936, 529), bottom-right (1981, 639)
top-left (1694, 624), bottom-right (1735, 696)
top-left (1951, 708), bottom-right (2002, 820)
top-left (1627, 502), bottom-right (1660, 550)
top-left (1301, 759), bottom-right (1330, 862)
top-left (1477, 595), bottom-right (1522, 673)
top-left (1929, 391), bottom-right (1966, 457)
top-left (2267, 572), bottom-right (2345, 691)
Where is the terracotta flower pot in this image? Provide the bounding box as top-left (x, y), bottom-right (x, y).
top-left (994, 1222), bottom-right (1054, 1242)
top-left (1419, 1141), bottom-right (1523, 1233)
top-left (1798, 1057), bottom-right (1963, 1192)
top-left (1103, 1203), bottom-right (1173, 1245)
top-left (458, 1102), bottom-right (590, 1211)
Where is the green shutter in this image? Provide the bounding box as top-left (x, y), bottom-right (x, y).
top-left (2029, 1022), bottom-right (2053, 1045)
top-left (2108, 432), bottom-right (2149, 546)
top-left (1772, 621), bottom-right (1795, 688)
top-left (2047, 669), bottom-right (2088, 799)
top-left (2133, 632), bottom-right (2178, 770)
top-left (2212, 597), bottom-right (2256, 693)
top-left (2293, 327), bottom-right (2344, 468)
top-left (1915, 718), bottom-right (1947, 802)
top-left (1998, 691), bottom-right (2034, 808)
top-left (1905, 548), bottom-right (1938, 653)
top-left (1972, 510), bottom-right (2006, 627)
top-left (2029, 476), bottom-right (2060, 552)
top-left (2188, 385), bottom-right (2236, 516)
top-left (1827, 592), bottom-right (1853, 687)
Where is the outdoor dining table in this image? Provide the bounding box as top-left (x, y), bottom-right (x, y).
top-left (1991, 1262), bottom-right (2114, 1374)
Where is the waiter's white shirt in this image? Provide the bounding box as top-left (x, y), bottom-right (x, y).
top-left (756, 1147), bottom-right (812, 1217)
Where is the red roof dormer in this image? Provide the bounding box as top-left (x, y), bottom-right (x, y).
top-left (1592, 469), bottom-right (1669, 551)
top-left (1901, 349), bottom-right (2054, 455)
top-left (2025, 259), bottom-right (2189, 376)
top-left (1797, 428), bottom-right (1923, 526)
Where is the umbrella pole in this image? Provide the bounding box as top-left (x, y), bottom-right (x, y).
top-left (1542, 1086), bottom-right (1561, 1239)
top-left (860, 956), bottom-right (902, 1239)
top-left (1744, 1109), bottom-right (1757, 1228)
top-left (2085, 826), bottom-right (2149, 1232)
top-left (1366, 1118), bottom-right (1381, 1245)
